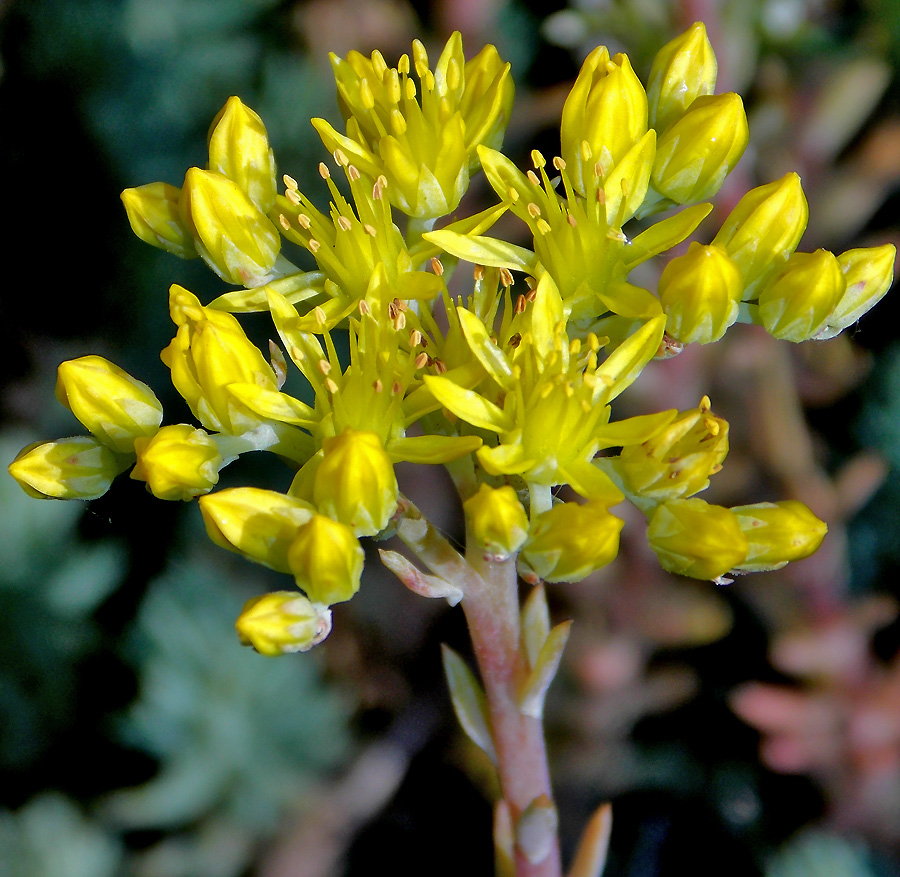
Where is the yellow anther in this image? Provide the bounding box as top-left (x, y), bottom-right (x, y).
top-left (286, 189), bottom-right (301, 206)
top-left (415, 352), bottom-right (429, 369)
top-left (297, 213), bottom-right (311, 229)
top-left (337, 216), bottom-right (352, 231)
top-left (430, 257), bottom-right (444, 276)
top-left (373, 378), bottom-right (383, 392)
top-left (499, 267), bottom-right (514, 288)
top-left (324, 377), bottom-right (339, 394)
top-left (283, 174), bottom-right (298, 190)
top-left (363, 223), bottom-right (377, 236)
top-left (391, 380), bottom-right (403, 395)
top-left (397, 53), bottom-right (410, 76)
top-left (515, 294), bottom-right (527, 315)
top-left (526, 170), bottom-right (540, 186)
top-left (333, 148), bottom-right (350, 166)
top-left (553, 156), bottom-right (566, 170)
top-left (308, 238), bottom-right (321, 253)
top-left (699, 395), bottom-right (712, 413)
top-left (348, 165), bottom-right (361, 181)
top-left (317, 358), bottom-right (332, 375)
top-left (314, 306), bottom-right (327, 325)
top-left (410, 329), bottom-right (423, 347)
top-left (508, 332), bottom-right (522, 347)
top-left (536, 219), bottom-right (552, 235)
top-left (278, 214), bottom-right (291, 230)
top-left (473, 265), bottom-right (485, 281)
top-left (318, 162), bottom-right (330, 179)
top-left (531, 149), bottom-right (546, 169)
top-left (567, 213), bottom-right (577, 227)
top-left (359, 300), bottom-right (371, 315)
top-left (507, 186), bottom-right (520, 203)
top-left (527, 202), bottom-right (542, 218)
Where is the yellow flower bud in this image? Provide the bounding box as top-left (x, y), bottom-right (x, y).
top-left (712, 173), bottom-right (809, 297)
top-left (235, 591), bottom-right (332, 656)
top-left (459, 43), bottom-right (515, 165)
top-left (821, 243), bottom-right (896, 336)
top-left (162, 285), bottom-right (278, 435)
top-left (463, 484), bottom-right (529, 561)
top-left (207, 96), bottom-right (277, 213)
top-left (131, 424), bottom-right (222, 501)
top-left (658, 243), bottom-right (743, 344)
top-left (180, 167), bottom-right (281, 286)
top-left (647, 22), bottom-right (717, 133)
top-left (519, 501), bottom-right (623, 584)
top-left (55, 355), bottom-right (163, 454)
top-left (730, 501), bottom-right (828, 573)
top-left (651, 93), bottom-right (748, 205)
top-left (560, 47), bottom-right (648, 196)
top-left (120, 182), bottom-right (197, 259)
top-left (287, 515), bottom-right (364, 605)
top-left (647, 498), bottom-right (748, 580)
top-left (617, 398), bottom-right (729, 502)
top-left (312, 429), bottom-right (398, 537)
top-left (8, 436), bottom-right (124, 500)
top-left (198, 487), bottom-right (316, 572)
top-left (758, 249), bottom-right (846, 342)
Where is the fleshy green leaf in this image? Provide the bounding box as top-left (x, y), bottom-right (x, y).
top-left (441, 644), bottom-right (496, 762)
top-left (518, 620), bottom-right (572, 719)
top-left (379, 550), bottom-right (463, 605)
top-left (521, 584), bottom-right (551, 670)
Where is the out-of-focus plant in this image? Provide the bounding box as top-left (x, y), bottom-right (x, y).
top-left (7, 16), bottom-right (897, 877)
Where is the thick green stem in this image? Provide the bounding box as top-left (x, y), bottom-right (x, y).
top-left (391, 498), bottom-right (562, 877)
top-left (463, 541), bottom-right (562, 877)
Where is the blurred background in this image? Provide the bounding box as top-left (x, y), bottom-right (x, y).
top-left (2, 0), bottom-right (900, 874)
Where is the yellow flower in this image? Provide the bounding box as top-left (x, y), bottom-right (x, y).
top-left (463, 484), bottom-right (529, 561)
top-left (312, 32), bottom-right (513, 219)
top-left (9, 436), bottom-right (125, 501)
top-left (131, 424), bottom-right (223, 501)
top-left (55, 355), bottom-right (163, 454)
top-left (519, 500), bottom-right (623, 584)
top-left (424, 274), bottom-right (669, 508)
top-left (235, 592), bottom-right (332, 655)
top-left (616, 397), bottom-right (728, 504)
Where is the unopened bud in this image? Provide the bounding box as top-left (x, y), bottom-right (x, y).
top-left (731, 501), bottom-right (827, 572)
top-left (519, 501), bottom-right (623, 584)
top-left (713, 173), bottom-right (808, 297)
top-left (647, 22), bottom-right (717, 133)
top-left (199, 487), bottom-right (316, 572)
top-left (9, 436), bottom-right (124, 500)
top-left (652, 92), bottom-right (748, 205)
top-left (131, 424), bottom-right (222, 501)
top-left (55, 355), bottom-right (163, 453)
top-left (313, 429), bottom-right (398, 536)
top-left (287, 514), bottom-right (364, 605)
top-left (820, 243), bottom-right (896, 336)
top-left (758, 249), bottom-right (845, 341)
top-left (463, 484), bottom-right (529, 560)
top-left (121, 182), bottom-right (197, 259)
top-left (647, 498), bottom-right (748, 580)
top-left (235, 591), bottom-right (332, 655)
top-left (658, 243), bottom-right (743, 344)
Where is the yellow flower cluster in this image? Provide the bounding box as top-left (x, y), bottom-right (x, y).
top-left (10, 25), bottom-right (894, 653)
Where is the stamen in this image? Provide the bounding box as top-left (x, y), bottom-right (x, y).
top-left (317, 359), bottom-right (332, 375)
top-left (430, 257), bottom-right (444, 276)
top-left (699, 395), bottom-right (712, 413)
top-left (348, 165), bottom-right (361, 181)
top-left (432, 358), bottom-right (447, 374)
top-left (324, 377), bottom-right (339, 394)
top-left (318, 162), bottom-right (330, 179)
top-left (508, 332), bottom-right (522, 348)
top-left (473, 265), bottom-right (485, 281)
top-left (337, 216), bottom-right (352, 231)
top-left (308, 238), bottom-right (321, 253)
top-left (536, 219), bottom-right (551, 235)
top-left (297, 213), bottom-right (311, 229)
top-left (527, 202), bottom-right (542, 218)
top-left (286, 189), bottom-right (302, 206)
top-left (283, 174), bottom-right (299, 191)
top-left (314, 306), bottom-right (327, 326)
top-left (553, 156), bottom-right (566, 170)
top-left (363, 223), bottom-right (377, 236)
top-left (514, 294), bottom-right (527, 315)
top-left (278, 214), bottom-right (291, 230)
top-left (391, 380), bottom-right (402, 396)
top-left (415, 352), bottom-right (429, 369)
top-left (359, 300), bottom-right (371, 315)
top-left (531, 149), bottom-right (546, 168)
top-left (507, 186), bottom-right (520, 203)
top-left (373, 378), bottom-right (384, 392)
top-left (333, 148), bottom-right (349, 167)
top-left (499, 267), bottom-right (514, 288)
top-left (409, 329), bottom-right (423, 347)
top-left (526, 170), bottom-right (540, 187)
top-left (567, 213), bottom-right (577, 227)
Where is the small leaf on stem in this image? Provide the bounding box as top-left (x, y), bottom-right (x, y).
top-left (522, 583), bottom-right (551, 670)
top-left (518, 620), bottom-right (572, 718)
top-left (567, 803), bottom-right (612, 877)
top-left (441, 644), bottom-right (497, 763)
